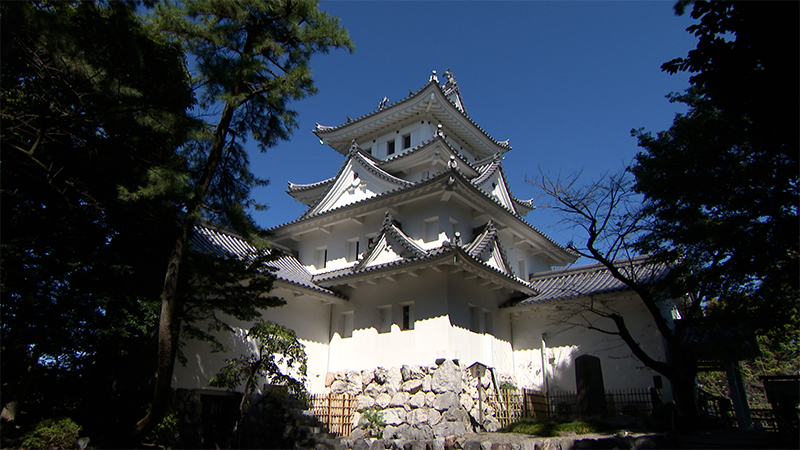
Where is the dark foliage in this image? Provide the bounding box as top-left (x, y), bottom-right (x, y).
top-left (631, 1), bottom-right (799, 353)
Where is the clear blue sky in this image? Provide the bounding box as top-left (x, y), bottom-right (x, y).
top-left (248, 1), bottom-right (698, 250)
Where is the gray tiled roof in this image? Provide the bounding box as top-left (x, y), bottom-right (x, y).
top-left (190, 224), bottom-right (344, 300)
top-left (511, 255), bottom-right (670, 305)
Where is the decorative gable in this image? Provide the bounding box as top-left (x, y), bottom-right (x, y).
top-left (303, 146), bottom-right (412, 218)
top-left (472, 155), bottom-right (518, 214)
top-left (464, 220), bottom-right (515, 278)
top-left (354, 213), bottom-right (426, 272)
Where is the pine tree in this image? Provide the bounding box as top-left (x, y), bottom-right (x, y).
top-left (135, 0), bottom-right (353, 434)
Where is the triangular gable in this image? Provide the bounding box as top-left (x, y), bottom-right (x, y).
top-left (472, 157), bottom-right (517, 213)
top-left (464, 220), bottom-right (515, 278)
top-left (358, 235), bottom-right (403, 269)
top-left (354, 213), bottom-right (426, 272)
top-left (304, 147), bottom-right (412, 217)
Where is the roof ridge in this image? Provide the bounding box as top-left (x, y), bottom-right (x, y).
top-left (314, 72), bottom-right (511, 151)
top-left (531, 254), bottom-right (661, 279)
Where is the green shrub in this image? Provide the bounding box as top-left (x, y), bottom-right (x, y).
top-left (21, 417), bottom-right (82, 450)
top-left (144, 411), bottom-right (179, 445)
top-left (499, 381), bottom-right (518, 390)
top-left (358, 407), bottom-right (386, 437)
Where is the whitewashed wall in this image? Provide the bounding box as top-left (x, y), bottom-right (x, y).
top-left (510, 293), bottom-right (673, 401)
top-left (172, 286), bottom-right (333, 393)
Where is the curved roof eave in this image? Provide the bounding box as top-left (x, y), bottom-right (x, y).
top-left (314, 81), bottom-right (511, 156)
top-left (269, 169), bottom-right (577, 265)
top-left (313, 244), bottom-right (537, 295)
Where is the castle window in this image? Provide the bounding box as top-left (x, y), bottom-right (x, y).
top-left (424, 217), bottom-right (439, 242)
top-left (401, 303), bottom-right (414, 330)
top-left (347, 238), bottom-right (360, 262)
top-left (469, 305), bottom-right (482, 333)
top-left (484, 311), bottom-right (493, 335)
top-left (378, 306), bottom-right (391, 333)
top-left (402, 133), bottom-right (411, 149)
top-left (317, 247), bottom-right (328, 269)
top-left (386, 140), bottom-right (395, 156)
top-left (341, 311), bottom-right (354, 338)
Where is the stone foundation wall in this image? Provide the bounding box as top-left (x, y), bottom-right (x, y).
top-left (325, 360), bottom-right (510, 440)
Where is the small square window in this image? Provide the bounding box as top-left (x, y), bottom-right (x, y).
top-left (402, 133), bottom-right (411, 149)
top-left (387, 140), bottom-right (395, 155)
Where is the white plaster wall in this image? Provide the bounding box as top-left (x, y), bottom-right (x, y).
top-left (367, 122), bottom-right (431, 160)
top-left (324, 267), bottom-right (517, 380)
top-left (172, 287), bottom-right (332, 393)
top-left (510, 294), bottom-right (673, 401)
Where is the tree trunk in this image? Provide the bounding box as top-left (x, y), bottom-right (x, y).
top-left (0, 361), bottom-right (36, 423)
top-left (666, 340), bottom-right (699, 428)
top-left (136, 101), bottom-right (237, 436)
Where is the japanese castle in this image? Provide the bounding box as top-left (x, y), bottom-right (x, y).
top-left (175, 70), bottom-right (672, 401)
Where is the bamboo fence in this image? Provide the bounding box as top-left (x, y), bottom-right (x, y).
top-left (310, 393), bottom-right (356, 436)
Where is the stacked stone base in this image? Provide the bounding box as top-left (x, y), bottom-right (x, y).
top-left (325, 360), bottom-right (506, 440)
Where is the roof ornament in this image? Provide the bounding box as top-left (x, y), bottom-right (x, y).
top-left (429, 70), bottom-right (438, 83)
top-left (378, 97), bottom-right (389, 109)
top-left (443, 68), bottom-right (457, 89)
top-left (348, 140), bottom-right (359, 155)
top-left (382, 211), bottom-right (401, 229)
top-left (436, 123), bottom-right (444, 138)
top-left (453, 231), bottom-right (462, 246)
top-left (448, 155), bottom-right (458, 170)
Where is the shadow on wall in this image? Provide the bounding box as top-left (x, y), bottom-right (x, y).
top-left (543, 344), bottom-right (580, 392)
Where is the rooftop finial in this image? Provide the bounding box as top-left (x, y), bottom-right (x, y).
top-left (429, 70), bottom-right (438, 83)
top-left (444, 68), bottom-right (455, 83)
top-left (378, 97), bottom-right (389, 109)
